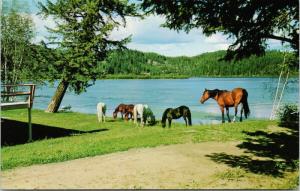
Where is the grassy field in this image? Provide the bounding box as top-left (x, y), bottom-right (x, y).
top-left (1, 109), bottom-right (299, 189)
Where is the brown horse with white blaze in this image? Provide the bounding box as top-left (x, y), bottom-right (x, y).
top-left (200, 88), bottom-right (250, 123)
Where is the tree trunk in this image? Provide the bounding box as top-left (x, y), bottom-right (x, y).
top-left (45, 80), bottom-right (69, 113)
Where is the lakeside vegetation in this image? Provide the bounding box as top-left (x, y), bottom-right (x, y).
top-left (99, 50), bottom-right (298, 79)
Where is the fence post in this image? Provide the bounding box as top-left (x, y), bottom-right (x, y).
top-left (28, 107), bottom-right (32, 141)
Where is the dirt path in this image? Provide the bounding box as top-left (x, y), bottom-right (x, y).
top-left (0, 141), bottom-right (290, 189)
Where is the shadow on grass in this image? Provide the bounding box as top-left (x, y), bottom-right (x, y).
top-left (206, 125), bottom-right (299, 177)
top-left (1, 118), bottom-right (108, 146)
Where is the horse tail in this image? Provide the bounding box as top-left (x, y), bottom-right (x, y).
top-left (103, 104), bottom-right (106, 122)
top-left (242, 89), bottom-right (250, 118)
top-left (103, 104), bottom-right (106, 115)
top-left (187, 108), bottom-right (192, 126)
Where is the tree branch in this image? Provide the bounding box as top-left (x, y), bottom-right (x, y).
top-left (264, 34), bottom-right (294, 43)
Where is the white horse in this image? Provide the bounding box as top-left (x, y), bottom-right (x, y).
top-left (97, 102), bottom-right (106, 122)
top-left (133, 104), bottom-right (155, 127)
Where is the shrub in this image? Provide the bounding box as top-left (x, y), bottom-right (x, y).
top-left (277, 104), bottom-right (299, 128)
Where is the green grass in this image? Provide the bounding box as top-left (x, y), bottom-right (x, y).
top-left (1, 109), bottom-right (276, 170)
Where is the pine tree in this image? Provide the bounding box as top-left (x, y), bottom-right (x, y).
top-left (39, 0), bottom-right (139, 112)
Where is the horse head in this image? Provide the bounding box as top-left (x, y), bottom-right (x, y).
top-left (147, 114), bottom-right (156, 126)
top-left (113, 111), bottom-right (117, 119)
top-left (161, 108), bottom-right (171, 128)
top-left (200, 89), bottom-right (219, 103)
top-left (200, 88), bottom-right (210, 103)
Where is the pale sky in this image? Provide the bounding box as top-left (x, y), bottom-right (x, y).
top-left (7, 0), bottom-right (283, 57)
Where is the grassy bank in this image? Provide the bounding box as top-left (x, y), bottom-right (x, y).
top-left (1, 109), bottom-right (298, 188)
top-left (0, 110), bottom-right (290, 169)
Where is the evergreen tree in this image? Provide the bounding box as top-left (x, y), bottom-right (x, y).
top-left (39, 0), bottom-right (139, 112)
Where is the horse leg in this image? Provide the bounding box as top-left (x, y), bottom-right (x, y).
top-left (226, 107), bottom-right (231, 122)
top-left (233, 104), bottom-right (238, 122)
top-left (240, 105), bottom-right (244, 122)
top-left (97, 111), bottom-right (101, 122)
top-left (133, 108), bottom-right (137, 124)
top-left (220, 107), bottom-right (225, 123)
top-left (125, 113), bottom-right (128, 121)
top-left (168, 118), bottom-right (172, 128)
top-left (183, 116), bottom-right (187, 127)
top-left (141, 115), bottom-right (146, 127)
top-left (144, 115), bottom-right (147, 127)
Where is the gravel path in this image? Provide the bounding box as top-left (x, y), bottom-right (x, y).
top-left (2, 141), bottom-right (248, 189)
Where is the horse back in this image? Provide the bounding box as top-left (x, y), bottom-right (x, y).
top-left (125, 104), bottom-right (134, 111)
top-left (171, 106), bottom-right (190, 119)
top-left (232, 88), bottom-right (247, 99)
top-left (216, 90), bottom-right (234, 107)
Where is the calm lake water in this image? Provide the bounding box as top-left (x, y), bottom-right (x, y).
top-left (34, 78), bottom-right (299, 125)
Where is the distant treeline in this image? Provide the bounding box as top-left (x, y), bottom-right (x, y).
top-left (99, 50), bottom-right (298, 78)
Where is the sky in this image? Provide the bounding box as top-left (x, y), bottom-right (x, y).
top-left (6, 0), bottom-right (283, 57)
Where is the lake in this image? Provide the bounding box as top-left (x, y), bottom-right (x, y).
top-left (34, 78), bottom-right (299, 125)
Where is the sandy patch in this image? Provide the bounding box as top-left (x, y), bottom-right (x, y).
top-left (2, 141), bottom-right (246, 189)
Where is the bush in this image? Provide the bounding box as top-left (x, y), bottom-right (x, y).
top-left (277, 104), bottom-right (299, 128)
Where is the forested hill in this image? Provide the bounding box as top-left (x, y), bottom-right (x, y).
top-left (99, 50), bottom-right (297, 78)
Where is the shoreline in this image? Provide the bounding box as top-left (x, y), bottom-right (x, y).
top-left (101, 74), bottom-right (299, 80)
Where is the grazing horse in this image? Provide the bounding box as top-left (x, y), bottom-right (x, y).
top-left (200, 88), bottom-right (250, 123)
top-left (97, 102), bottom-right (106, 122)
top-left (133, 104), bottom-right (155, 127)
top-left (113, 104), bottom-right (134, 120)
top-left (124, 104), bottom-right (134, 121)
top-left (113, 103), bottom-right (126, 119)
top-left (161, 105), bottom-right (192, 128)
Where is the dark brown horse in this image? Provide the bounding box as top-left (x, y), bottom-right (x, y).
top-left (161, 105), bottom-right (192, 128)
top-left (113, 104), bottom-right (134, 120)
top-left (124, 104), bottom-right (134, 120)
top-left (200, 88), bottom-right (250, 123)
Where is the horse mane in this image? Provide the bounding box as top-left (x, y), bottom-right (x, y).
top-left (208, 89), bottom-right (220, 98)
